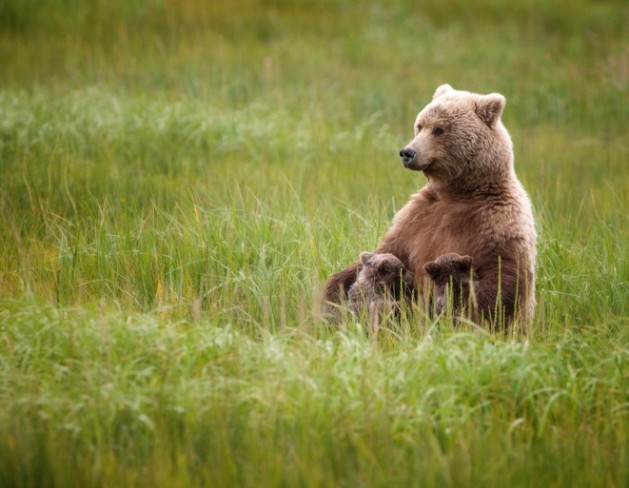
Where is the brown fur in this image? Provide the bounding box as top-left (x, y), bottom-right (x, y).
top-left (324, 84), bottom-right (537, 329)
top-left (347, 252), bottom-right (415, 314)
top-left (424, 253), bottom-right (479, 318)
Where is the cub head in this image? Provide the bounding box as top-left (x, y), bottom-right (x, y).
top-left (399, 84), bottom-right (512, 186)
top-left (423, 253), bottom-right (477, 286)
top-left (424, 253), bottom-right (479, 315)
top-left (359, 252), bottom-right (414, 290)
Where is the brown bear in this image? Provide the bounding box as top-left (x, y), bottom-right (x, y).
top-left (324, 84), bottom-right (536, 329)
top-left (424, 253), bottom-right (479, 319)
top-left (347, 252), bottom-right (415, 316)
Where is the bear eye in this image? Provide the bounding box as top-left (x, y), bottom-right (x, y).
top-left (415, 124), bottom-right (422, 133)
top-left (432, 127), bottom-right (444, 136)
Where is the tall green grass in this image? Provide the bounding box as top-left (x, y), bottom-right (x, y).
top-left (0, 0), bottom-right (628, 485)
top-left (2, 304), bottom-right (629, 486)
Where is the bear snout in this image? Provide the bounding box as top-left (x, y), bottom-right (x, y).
top-left (399, 147), bottom-right (417, 167)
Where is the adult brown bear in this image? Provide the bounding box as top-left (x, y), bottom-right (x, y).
top-left (324, 84), bottom-right (537, 328)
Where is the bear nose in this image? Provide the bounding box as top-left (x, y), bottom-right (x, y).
top-left (399, 148), bottom-right (416, 164)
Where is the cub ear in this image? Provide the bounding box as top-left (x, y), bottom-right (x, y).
top-left (459, 255), bottom-right (474, 268)
top-left (455, 255), bottom-right (474, 281)
top-left (433, 84), bottom-right (454, 100)
top-left (475, 93), bottom-right (506, 127)
top-left (360, 252), bottom-right (375, 266)
top-left (423, 261), bottom-right (440, 280)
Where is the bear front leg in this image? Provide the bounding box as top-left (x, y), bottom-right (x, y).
top-left (321, 261), bottom-right (361, 322)
top-left (324, 261), bottom-right (361, 303)
top-left (472, 260), bottom-right (530, 331)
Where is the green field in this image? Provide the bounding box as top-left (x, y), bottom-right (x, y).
top-left (1, 0), bottom-right (628, 486)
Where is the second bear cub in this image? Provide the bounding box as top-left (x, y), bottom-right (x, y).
top-left (424, 253), bottom-right (479, 318)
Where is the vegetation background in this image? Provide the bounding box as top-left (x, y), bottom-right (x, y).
top-left (0, 0), bottom-right (627, 486)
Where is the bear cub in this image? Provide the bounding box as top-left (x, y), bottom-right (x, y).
top-left (348, 252), bottom-right (415, 316)
top-left (424, 253), bottom-right (479, 318)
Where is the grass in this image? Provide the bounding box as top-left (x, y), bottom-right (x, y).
top-left (0, 0), bottom-right (628, 486)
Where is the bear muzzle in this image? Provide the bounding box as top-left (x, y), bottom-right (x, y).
top-left (400, 147), bottom-right (430, 171)
top-left (400, 147), bottom-right (416, 164)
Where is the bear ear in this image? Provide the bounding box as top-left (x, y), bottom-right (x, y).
top-left (423, 261), bottom-right (440, 280)
top-left (433, 84), bottom-right (454, 100)
top-left (459, 255), bottom-right (474, 268)
top-left (475, 93), bottom-right (506, 127)
top-left (456, 256), bottom-right (475, 282)
top-left (360, 252), bottom-right (375, 266)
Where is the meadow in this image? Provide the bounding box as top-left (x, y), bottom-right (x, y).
top-left (0, 0), bottom-right (628, 486)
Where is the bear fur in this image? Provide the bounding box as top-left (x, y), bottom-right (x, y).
top-left (347, 252), bottom-right (415, 316)
top-left (424, 253), bottom-right (479, 318)
top-left (324, 84), bottom-right (537, 328)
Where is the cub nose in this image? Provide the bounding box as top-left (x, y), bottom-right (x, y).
top-left (399, 148), bottom-right (416, 164)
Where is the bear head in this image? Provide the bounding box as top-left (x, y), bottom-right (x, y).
top-left (424, 252), bottom-right (479, 315)
top-left (359, 252), bottom-right (414, 291)
top-left (399, 84), bottom-right (513, 189)
top-left (423, 252), bottom-right (477, 286)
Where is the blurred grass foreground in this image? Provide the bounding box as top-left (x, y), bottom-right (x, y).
top-left (0, 0), bottom-right (628, 486)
